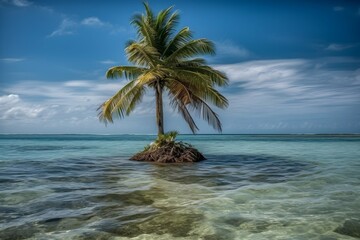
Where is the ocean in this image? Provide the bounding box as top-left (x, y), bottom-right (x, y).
top-left (0, 134), bottom-right (359, 239)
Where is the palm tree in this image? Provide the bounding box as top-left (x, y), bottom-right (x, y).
top-left (99, 3), bottom-right (228, 136)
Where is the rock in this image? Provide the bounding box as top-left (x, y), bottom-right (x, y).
top-left (335, 219), bottom-right (360, 238)
top-left (130, 141), bottom-right (205, 163)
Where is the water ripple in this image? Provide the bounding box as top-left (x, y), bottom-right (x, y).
top-left (0, 135), bottom-right (359, 239)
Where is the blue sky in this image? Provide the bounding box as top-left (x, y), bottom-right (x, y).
top-left (0, 0), bottom-right (359, 134)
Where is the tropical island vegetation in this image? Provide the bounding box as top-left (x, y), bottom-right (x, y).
top-left (98, 3), bottom-right (228, 162)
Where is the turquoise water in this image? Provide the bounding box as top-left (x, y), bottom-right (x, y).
top-left (0, 134), bottom-right (359, 239)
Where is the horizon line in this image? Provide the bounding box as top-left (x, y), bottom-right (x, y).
top-left (0, 133), bottom-right (359, 136)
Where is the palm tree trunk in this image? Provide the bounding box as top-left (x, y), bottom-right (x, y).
top-left (155, 82), bottom-right (164, 136)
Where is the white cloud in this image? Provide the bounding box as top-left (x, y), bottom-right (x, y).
top-left (100, 60), bottom-right (117, 65)
top-left (3, 106), bottom-right (44, 119)
top-left (49, 16), bottom-right (123, 37)
top-left (80, 17), bottom-right (124, 34)
top-left (12, 0), bottom-right (31, 7)
top-left (0, 94), bottom-right (20, 104)
top-left (49, 18), bottom-right (76, 37)
top-left (0, 94), bottom-right (45, 120)
top-left (333, 6), bottom-right (344, 11)
top-left (215, 58), bottom-right (360, 116)
top-left (63, 80), bottom-right (93, 88)
top-left (1, 0), bottom-right (56, 14)
top-left (4, 80), bottom-right (122, 102)
top-left (0, 79), bottom-right (159, 133)
top-left (0, 58), bottom-right (25, 62)
top-left (2, 79), bottom-right (152, 120)
top-left (1, 0), bottom-right (32, 7)
top-left (216, 59), bottom-right (306, 91)
top-left (81, 17), bottom-right (105, 27)
top-left (216, 41), bottom-right (250, 58)
top-left (325, 43), bottom-right (354, 51)
top-left (2, 59), bottom-right (360, 133)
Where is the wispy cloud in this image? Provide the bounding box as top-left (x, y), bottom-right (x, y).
top-left (333, 6), bottom-right (344, 11)
top-left (12, 0), bottom-right (31, 7)
top-left (99, 60), bottom-right (117, 65)
top-left (215, 41), bottom-right (250, 59)
top-left (219, 58), bottom-right (359, 92)
top-left (5, 80), bottom-right (122, 100)
top-left (1, 0), bottom-right (55, 13)
top-left (49, 16), bottom-right (124, 38)
top-left (0, 79), bottom-right (157, 133)
top-left (213, 58), bottom-right (360, 132)
top-left (325, 43), bottom-right (354, 51)
top-left (0, 58), bottom-right (25, 62)
top-left (2, 58), bottom-right (359, 133)
top-left (81, 17), bottom-right (105, 27)
top-left (2, 0), bottom-right (32, 7)
top-left (0, 94), bottom-right (20, 105)
top-left (0, 80), bottom-right (112, 124)
top-left (48, 18), bottom-right (76, 37)
top-left (63, 80), bottom-right (93, 88)
top-left (2, 79), bottom-right (149, 118)
top-left (215, 58), bottom-right (360, 113)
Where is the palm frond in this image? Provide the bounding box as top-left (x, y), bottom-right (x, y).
top-left (165, 77), bottom-right (192, 104)
top-left (98, 80), bottom-right (145, 123)
top-left (106, 66), bottom-right (146, 80)
top-left (166, 39), bottom-right (215, 62)
top-left (154, 6), bottom-right (175, 52)
top-left (166, 78), bottom-right (199, 132)
top-left (136, 70), bottom-right (163, 85)
top-left (171, 97), bottom-right (199, 133)
top-left (131, 14), bottom-right (148, 42)
top-left (162, 11), bottom-right (180, 40)
top-left (190, 95), bottom-right (223, 132)
top-left (125, 85), bottom-right (146, 115)
top-left (199, 87), bottom-right (229, 109)
top-left (170, 69), bottom-right (210, 91)
top-left (143, 2), bottom-right (155, 24)
top-left (176, 65), bottom-right (229, 87)
top-left (155, 6), bottom-right (174, 30)
top-left (176, 58), bottom-right (206, 67)
top-left (166, 78), bottom-right (224, 132)
top-left (164, 11), bottom-right (180, 30)
top-left (163, 27), bottom-right (192, 57)
top-left (126, 42), bottom-right (159, 67)
top-left (171, 72), bottom-right (228, 109)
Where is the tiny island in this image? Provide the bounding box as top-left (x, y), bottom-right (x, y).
top-left (98, 3), bottom-right (228, 162)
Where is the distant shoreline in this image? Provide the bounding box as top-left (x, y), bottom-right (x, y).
top-left (1, 133), bottom-right (359, 136)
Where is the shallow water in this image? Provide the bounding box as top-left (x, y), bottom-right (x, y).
top-left (0, 134), bottom-right (359, 239)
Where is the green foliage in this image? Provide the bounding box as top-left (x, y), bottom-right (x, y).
top-left (141, 131), bottom-right (179, 151)
top-left (142, 131), bottom-right (196, 152)
top-left (143, 144), bottom-right (151, 151)
top-left (99, 3), bottom-right (229, 133)
top-left (154, 131), bottom-right (178, 146)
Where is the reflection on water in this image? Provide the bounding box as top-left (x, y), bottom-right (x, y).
top-left (0, 135), bottom-right (360, 239)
